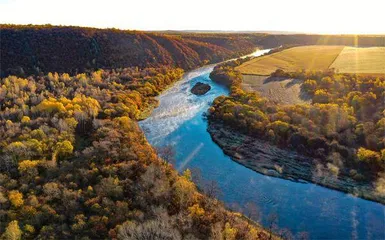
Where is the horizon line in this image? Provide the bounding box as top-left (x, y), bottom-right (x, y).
top-left (1, 23), bottom-right (385, 36)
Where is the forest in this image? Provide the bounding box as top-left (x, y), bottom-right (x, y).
top-left (0, 66), bottom-right (281, 239)
top-left (209, 60), bottom-right (385, 200)
top-left (0, 25), bottom-right (262, 77)
top-left (1, 24), bottom-right (385, 239)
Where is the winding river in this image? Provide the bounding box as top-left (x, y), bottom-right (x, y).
top-left (139, 50), bottom-right (385, 239)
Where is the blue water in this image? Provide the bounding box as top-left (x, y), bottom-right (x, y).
top-left (139, 50), bottom-right (385, 239)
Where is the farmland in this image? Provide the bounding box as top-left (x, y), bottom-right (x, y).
top-left (236, 45), bottom-right (385, 76)
top-left (330, 46), bottom-right (385, 74)
top-left (235, 45), bottom-right (344, 75)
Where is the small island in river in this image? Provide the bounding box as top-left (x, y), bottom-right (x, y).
top-left (191, 82), bottom-right (211, 95)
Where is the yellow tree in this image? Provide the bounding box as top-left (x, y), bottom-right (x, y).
top-left (18, 160), bottom-right (40, 183)
top-left (52, 140), bottom-right (74, 164)
top-left (2, 221), bottom-right (22, 240)
top-left (222, 222), bottom-right (237, 240)
top-left (34, 98), bottom-right (66, 115)
top-left (8, 190), bottom-right (24, 208)
top-left (357, 147), bottom-right (380, 163)
top-left (72, 95), bottom-right (100, 119)
top-left (173, 170), bottom-right (196, 208)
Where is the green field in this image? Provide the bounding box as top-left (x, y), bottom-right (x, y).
top-left (236, 45), bottom-right (344, 75)
top-left (236, 45), bottom-right (385, 76)
top-left (330, 47), bottom-right (385, 74)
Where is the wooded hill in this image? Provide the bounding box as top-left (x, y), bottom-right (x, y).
top-left (1, 24), bottom-right (384, 77)
top-left (0, 25), bottom-right (262, 77)
top-left (255, 34), bottom-right (385, 49)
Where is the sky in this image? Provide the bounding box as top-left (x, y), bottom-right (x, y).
top-left (0, 0), bottom-right (384, 34)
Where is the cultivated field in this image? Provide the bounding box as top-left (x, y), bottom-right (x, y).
top-left (236, 45), bottom-right (385, 76)
top-left (236, 45), bottom-right (385, 104)
top-left (236, 45), bottom-right (344, 75)
top-left (330, 47), bottom-right (385, 74)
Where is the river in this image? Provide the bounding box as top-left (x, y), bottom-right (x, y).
top-left (139, 49), bottom-right (385, 239)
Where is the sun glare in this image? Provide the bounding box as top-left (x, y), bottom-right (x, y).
top-left (0, 0), bottom-right (384, 34)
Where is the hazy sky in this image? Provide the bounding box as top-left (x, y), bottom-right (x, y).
top-left (0, 0), bottom-right (384, 34)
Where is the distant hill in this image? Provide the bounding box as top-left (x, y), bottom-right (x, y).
top-left (0, 25), bottom-right (263, 76)
top-left (256, 34), bottom-right (385, 48)
top-left (1, 25), bottom-right (384, 77)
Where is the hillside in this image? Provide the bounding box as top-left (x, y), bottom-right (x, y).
top-left (0, 25), bottom-right (263, 77)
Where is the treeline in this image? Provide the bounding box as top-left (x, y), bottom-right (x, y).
top-left (0, 25), bottom-right (262, 77)
top-left (0, 68), bottom-right (276, 239)
top-left (209, 61), bottom-right (385, 195)
top-left (256, 34), bottom-right (385, 49)
top-left (209, 57), bottom-right (252, 87)
top-left (171, 32), bottom-right (385, 49)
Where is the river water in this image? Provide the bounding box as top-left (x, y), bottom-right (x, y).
top-left (139, 50), bottom-right (385, 239)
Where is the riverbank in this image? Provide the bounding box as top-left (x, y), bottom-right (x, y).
top-left (207, 121), bottom-right (385, 205)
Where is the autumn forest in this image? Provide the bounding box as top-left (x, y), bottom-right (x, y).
top-left (0, 24), bottom-right (385, 240)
